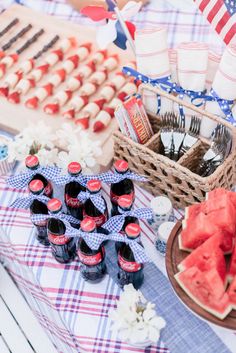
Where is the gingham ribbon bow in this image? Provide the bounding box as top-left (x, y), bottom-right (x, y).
top-left (122, 66), bottom-right (206, 116)
top-left (78, 191), bottom-right (106, 213)
top-left (54, 171), bottom-right (117, 187)
top-left (31, 212), bottom-right (80, 237)
top-left (7, 166), bottom-right (61, 189)
top-left (103, 207), bottom-right (153, 232)
top-left (10, 193), bottom-right (50, 209)
top-left (112, 170), bottom-right (147, 183)
top-left (78, 230), bottom-right (150, 263)
top-left (204, 89), bottom-right (236, 126)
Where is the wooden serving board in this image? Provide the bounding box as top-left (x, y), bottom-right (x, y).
top-left (166, 221), bottom-right (236, 330)
top-left (0, 5), bottom-right (134, 168)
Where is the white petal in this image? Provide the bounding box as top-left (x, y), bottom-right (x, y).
top-left (121, 1), bottom-right (142, 19)
top-left (143, 309), bottom-right (156, 322)
top-left (148, 326), bottom-right (160, 343)
top-left (149, 316), bottom-right (166, 330)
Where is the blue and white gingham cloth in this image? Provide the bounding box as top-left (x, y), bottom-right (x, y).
top-left (103, 207), bottom-right (153, 232)
top-left (54, 171), bottom-right (117, 187)
top-left (31, 211), bottom-right (80, 237)
top-left (10, 192), bottom-right (50, 208)
top-left (78, 191), bottom-right (106, 213)
top-left (111, 170), bottom-right (147, 183)
top-left (7, 166), bottom-right (61, 189)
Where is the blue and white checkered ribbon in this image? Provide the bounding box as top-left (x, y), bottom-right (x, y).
top-left (78, 230), bottom-right (150, 263)
top-left (204, 89), bottom-right (236, 126)
top-left (31, 211), bottom-right (80, 237)
top-left (103, 207), bottom-right (153, 232)
top-left (54, 171), bottom-right (118, 187)
top-left (78, 191), bottom-right (106, 213)
top-left (10, 192), bottom-right (50, 209)
top-left (111, 170), bottom-right (147, 183)
top-left (7, 166), bottom-right (61, 189)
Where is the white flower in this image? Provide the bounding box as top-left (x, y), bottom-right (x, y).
top-left (35, 148), bottom-right (59, 166)
top-left (109, 284), bottom-right (166, 346)
top-left (56, 123), bottom-right (82, 149)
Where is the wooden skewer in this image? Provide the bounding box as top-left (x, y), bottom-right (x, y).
top-left (0, 18), bottom-right (19, 38)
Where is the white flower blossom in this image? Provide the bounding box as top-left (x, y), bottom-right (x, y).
top-left (109, 284), bottom-right (166, 347)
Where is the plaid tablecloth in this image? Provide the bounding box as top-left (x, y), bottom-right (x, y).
top-left (1, 0), bottom-right (225, 54)
top-left (0, 176), bottom-right (236, 353)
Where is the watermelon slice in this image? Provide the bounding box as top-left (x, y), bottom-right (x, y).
top-left (179, 213), bottom-right (220, 251)
top-left (228, 243), bottom-right (236, 282)
top-left (177, 234), bottom-right (226, 282)
top-left (175, 267), bottom-right (231, 320)
top-left (207, 188), bottom-right (236, 209)
top-left (228, 276), bottom-right (236, 310)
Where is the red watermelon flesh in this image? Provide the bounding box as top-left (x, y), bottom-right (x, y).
top-left (207, 188), bottom-right (236, 209)
top-left (185, 202), bottom-right (206, 220)
top-left (178, 234), bottom-right (226, 282)
top-left (228, 243), bottom-right (236, 281)
top-left (228, 276), bottom-right (236, 309)
top-left (175, 267), bottom-right (231, 320)
top-left (179, 213), bottom-right (220, 251)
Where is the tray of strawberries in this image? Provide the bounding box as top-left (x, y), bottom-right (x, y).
top-left (166, 188), bottom-right (236, 330)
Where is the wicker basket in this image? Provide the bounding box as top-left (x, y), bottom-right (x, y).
top-left (113, 84), bottom-right (236, 208)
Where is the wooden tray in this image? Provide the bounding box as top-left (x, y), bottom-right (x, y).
top-left (0, 5), bottom-right (134, 169)
top-left (166, 221), bottom-right (236, 330)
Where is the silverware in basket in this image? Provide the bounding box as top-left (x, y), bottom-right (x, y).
top-left (179, 116), bottom-right (201, 157)
top-left (160, 113), bottom-right (174, 159)
top-left (198, 124), bottom-right (232, 177)
top-left (172, 115), bottom-right (185, 161)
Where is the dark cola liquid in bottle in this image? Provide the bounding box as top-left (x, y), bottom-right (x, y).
top-left (47, 198), bottom-right (76, 263)
top-left (115, 194), bottom-right (139, 253)
top-left (25, 155), bottom-right (53, 198)
top-left (110, 160), bottom-right (135, 216)
top-left (29, 179), bottom-right (49, 246)
top-left (117, 223), bottom-right (144, 289)
top-left (65, 162), bottom-right (86, 224)
top-left (83, 179), bottom-right (108, 229)
top-left (78, 218), bottom-right (106, 283)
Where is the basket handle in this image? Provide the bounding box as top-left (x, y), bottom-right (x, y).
top-left (139, 83), bottom-right (236, 132)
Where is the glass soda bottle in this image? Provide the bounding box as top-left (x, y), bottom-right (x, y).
top-left (47, 198), bottom-right (76, 263)
top-left (83, 179), bottom-right (108, 228)
top-left (117, 223), bottom-right (144, 289)
top-left (64, 162), bottom-right (86, 223)
top-left (110, 160), bottom-right (134, 216)
top-left (25, 155), bottom-right (53, 198)
top-left (78, 218), bottom-right (106, 283)
top-left (29, 179), bottom-right (49, 246)
top-left (115, 194), bottom-right (139, 253)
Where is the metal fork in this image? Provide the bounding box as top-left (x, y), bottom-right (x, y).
top-left (179, 116), bottom-right (201, 156)
top-left (172, 115), bottom-right (185, 161)
top-left (160, 113), bottom-right (174, 158)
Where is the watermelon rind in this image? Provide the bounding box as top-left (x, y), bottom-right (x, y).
top-left (178, 233), bottom-right (192, 252)
top-left (174, 272), bottom-right (231, 320)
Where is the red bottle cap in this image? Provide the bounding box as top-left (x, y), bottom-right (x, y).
top-left (118, 194), bottom-right (133, 209)
top-left (87, 179), bottom-right (101, 193)
top-left (114, 159), bottom-right (129, 173)
top-left (68, 162), bottom-right (82, 175)
top-left (80, 218), bottom-right (96, 233)
top-left (25, 155), bottom-right (39, 169)
top-left (47, 198), bottom-right (62, 213)
top-left (125, 223), bottom-right (140, 238)
top-left (29, 179), bottom-right (44, 193)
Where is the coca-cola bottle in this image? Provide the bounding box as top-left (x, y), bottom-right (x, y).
top-left (29, 179), bottom-right (49, 246)
top-left (115, 194), bottom-right (139, 253)
top-left (65, 162), bottom-right (86, 223)
top-left (117, 223), bottom-right (144, 289)
top-left (83, 179), bottom-right (108, 228)
top-left (78, 218), bottom-right (106, 282)
top-left (25, 155), bottom-right (53, 198)
top-left (110, 160), bottom-right (135, 216)
top-left (47, 198), bottom-right (76, 263)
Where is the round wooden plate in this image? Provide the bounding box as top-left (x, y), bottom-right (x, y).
top-left (166, 221), bottom-right (236, 330)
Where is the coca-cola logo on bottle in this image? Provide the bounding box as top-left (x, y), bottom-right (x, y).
top-left (118, 254), bottom-right (142, 272)
top-left (48, 232), bottom-right (70, 245)
top-left (65, 194), bottom-right (81, 208)
top-left (78, 250), bottom-right (103, 265)
top-left (83, 212), bottom-right (107, 227)
top-left (44, 181), bottom-right (53, 196)
top-left (110, 191), bottom-right (134, 205)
